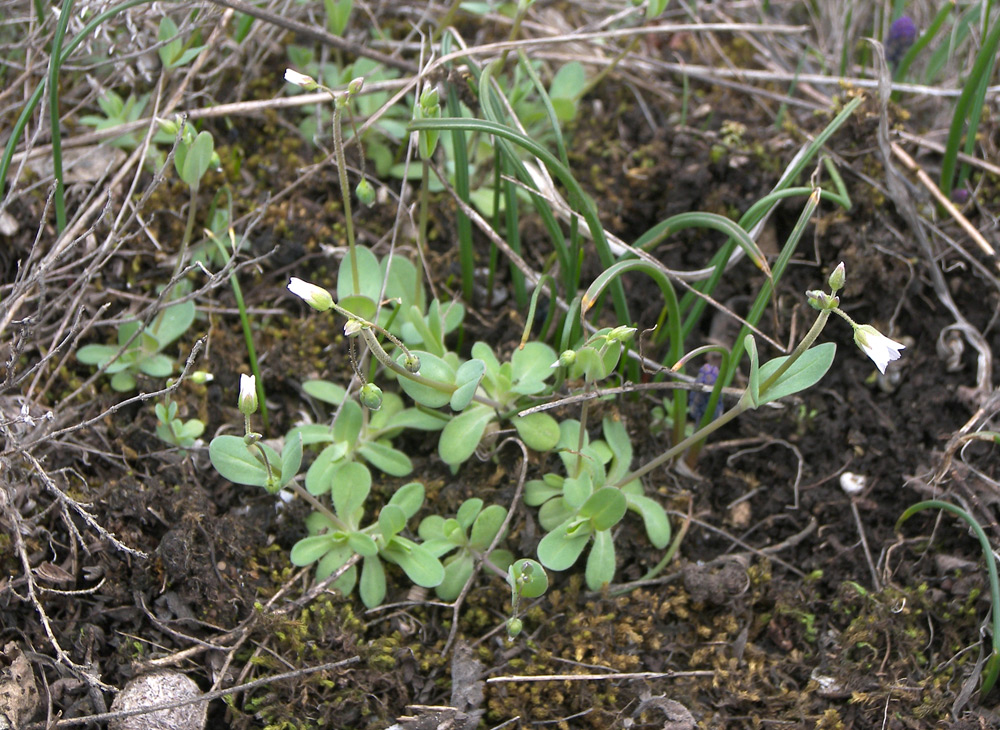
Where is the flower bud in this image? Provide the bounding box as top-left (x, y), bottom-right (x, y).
top-left (553, 350), bottom-right (576, 368)
top-left (355, 179), bottom-right (376, 207)
top-left (419, 87), bottom-right (439, 113)
top-left (885, 15), bottom-right (917, 66)
top-left (806, 290), bottom-right (838, 311)
top-left (828, 262), bottom-right (846, 292)
top-left (238, 373), bottom-right (258, 415)
top-left (190, 370), bottom-right (214, 384)
top-left (403, 353), bottom-right (421, 373)
top-left (347, 77), bottom-right (364, 95)
top-left (359, 382), bottom-right (383, 411)
top-left (344, 319), bottom-right (364, 337)
top-left (607, 325), bottom-right (636, 344)
top-left (284, 68), bottom-right (318, 90)
top-left (506, 617), bottom-right (523, 639)
top-left (158, 117), bottom-right (180, 137)
top-left (288, 277), bottom-right (334, 311)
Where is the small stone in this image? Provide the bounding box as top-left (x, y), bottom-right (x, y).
top-left (110, 671), bottom-right (206, 730)
top-left (839, 471), bottom-right (866, 495)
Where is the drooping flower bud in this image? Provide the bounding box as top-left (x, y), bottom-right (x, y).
top-left (359, 382), bottom-right (383, 411)
top-left (506, 617), bottom-right (523, 639)
top-left (355, 179), bottom-right (376, 207)
top-left (403, 353), bottom-right (421, 373)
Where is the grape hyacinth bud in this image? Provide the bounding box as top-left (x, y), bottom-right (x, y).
top-left (689, 363), bottom-right (723, 424)
top-left (885, 16), bottom-right (917, 66)
top-left (951, 188), bottom-right (971, 205)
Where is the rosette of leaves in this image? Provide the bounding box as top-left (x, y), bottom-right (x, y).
top-left (418, 499), bottom-right (513, 600)
top-left (525, 417), bottom-right (671, 590)
top-left (290, 481), bottom-right (445, 607)
top-left (154, 399), bottom-right (204, 450)
top-left (76, 292), bottom-right (196, 392)
top-left (288, 380), bottom-right (444, 496)
top-left (413, 341), bottom-right (560, 468)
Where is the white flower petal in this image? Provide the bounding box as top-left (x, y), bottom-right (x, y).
top-left (284, 68), bottom-right (315, 88)
top-left (238, 373), bottom-right (258, 415)
top-left (288, 277), bottom-right (333, 311)
top-left (854, 324), bottom-right (905, 374)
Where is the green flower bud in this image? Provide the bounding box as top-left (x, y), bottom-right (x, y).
top-left (158, 118), bottom-right (180, 137)
top-left (190, 370), bottom-right (214, 384)
top-left (355, 179), bottom-right (376, 207)
top-left (347, 76), bottom-right (364, 95)
top-left (806, 290), bottom-right (838, 311)
top-left (607, 325), bottom-right (636, 344)
top-left (359, 382), bottom-right (383, 411)
top-left (419, 87), bottom-right (439, 112)
top-left (506, 617), bottom-right (523, 639)
top-left (554, 350), bottom-right (576, 368)
top-left (403, 353), bottom-right (421, 373)
top-left (828, 262), bottom-right (846, 292)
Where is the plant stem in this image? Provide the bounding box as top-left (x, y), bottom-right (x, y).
top-left (333, 100), bottom-right (360, 296)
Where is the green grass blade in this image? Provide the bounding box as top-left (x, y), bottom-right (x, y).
top-left (445, 81), bottom-right (475, 303)
top-left (940, 9), bottom-right (1000, 197)
top-left (409, 116), bottom-right (630, 325)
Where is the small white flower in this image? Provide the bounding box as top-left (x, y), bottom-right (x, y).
top-left (284, 68), bottom-right (317, 89)
top-left (853, 324), bottom-right (905, 374)
top-left (288, 278), bottom-right (334, 311)
top-left (238, 373), bottom-right (258, 416)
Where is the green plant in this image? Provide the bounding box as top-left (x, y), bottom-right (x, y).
top-left (526, 417), bottom-right (671, 590)
top-left (209, 375), bottom-right (301, 493)
top-left (289, 480), bottom-right (444, 609)
top-left (419, 499), bottom-right (513, 600)
top-left (76, 288), bottom-right (196, 392)
top-left (78, 90), bottom-right (150, 150)
top-left (154, 398), bottom-right (205, 450)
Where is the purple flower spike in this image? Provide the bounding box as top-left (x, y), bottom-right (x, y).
top-left (690, 363), bottom-right (723, 424)
top-left (886, 15), bottom-right (918, 66)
